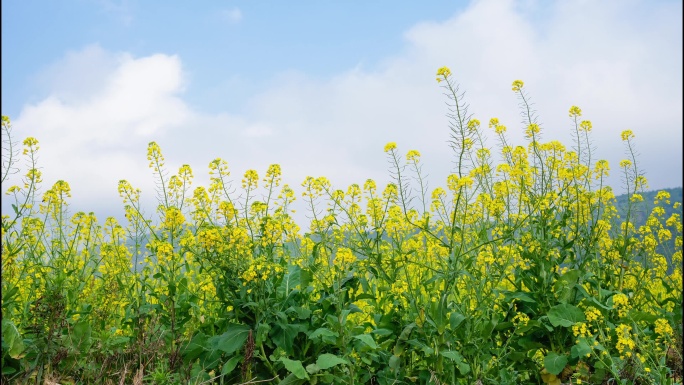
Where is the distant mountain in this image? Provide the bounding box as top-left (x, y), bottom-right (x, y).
top-left (612, 187), bottom-right (682, 266)
top-left (613, 187), bottom-right (682, 227)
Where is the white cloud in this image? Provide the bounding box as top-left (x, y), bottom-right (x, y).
top-left (5, 0), bottom-right (681, 225)
top-left (10, 45), bottom-right (191, 218)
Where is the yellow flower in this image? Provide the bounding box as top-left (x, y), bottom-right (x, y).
top-left (579, 120), bottom-right (592, 132)
top-left (654, 318), bottom-right (673, 338)
top-left (569, 105), bottom-right (582, 117)
top-left (511, 80), bottom-right (524, 92)
top-left (384, 142), bottom-right (397, 152)
top-left (572, 322), bottom-right (591, 337)
top-left (612, 293), bottom-right (631, 318)
top-left (525, 123), bottom-right (540, 138)
top-left (23, 137), bottom-right (39, 147)
top-left (512, 312), bottom-right (530, 328)
top-left (593, 160), bottom-right (610, 179)
top-left (242, 169), bottom-right (259, 189)
top-left (620, 130), bottom-right (634, 141)
top-left (585, 307), bottom-right (602, 322)
top-left (615, 324), bottom-right (635, 355)
top-left (406, 150), bottom-right (421, 162)
top-left (334, 247), bottom-right (357, 266)
top-left (436, 66), bottom-right (452, 78)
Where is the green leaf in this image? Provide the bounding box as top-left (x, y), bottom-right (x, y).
top-left (449, 312), bottom-right (466, 330)
top-left (480, 317), bottom-right (499, 336)
top-left (190, 362), bottom-right (211, 383)
top-left (504, 291), bottom-right (536, 303)
top-left (213, 324), bottom-right (250, 354)
top-left (1, 319), bottom-right (24, 359)
top-left (2, 366), bottom-right (17, 375)
top-left (221, 355), bottom-right (241, 376)
top-left (558, 269), bottom-right (581, 283)
top-left (182, 332), bottom-right (208, 362)
top-left (627, 310), bottom-right (658, 323)
top-left (309, 328), bottom-right (338, 340)
top-left (547, 304), bottom-right (585, 327)
top-left (316, 353), bottom-right (348, 370)
top-left (399, 323), bottom-right (416, 341)
top-left (389, 354), bottom-right (401, 371)
top-left (272, 322), bottom-right (307, 355)
top-left (278, 265), bottom-right (302, 299)
top-left (306, 363), bottom-right (320, 374)
top-left (554, 269), bottom-right (582, 302)
top-left (429, 293), bottom-right (449, 333)
top-left (2, 284), bottom-right (18, 303)
top-left (279, 373), bottom-right (307, 385)
top-left (407, 339), bottom-right (434, 356)
top-left (256, 322), bottom-right (271, 345)
top-left (279, 357), bottom-right (309, 380)
top-left (571, 339), bottom-right (592, 359)
top-left (73, 320), bottom-right (92, 351)
top-left (544, 352), bottom-right (568, 376)
top-left (440, 350), bottom-right (464, 361)
top-left (440, 350), bottom-right (470, 375)
top-left (286, 306), bottom-right (312, 320)
top-left (354, 334), bottom-right (378, 350)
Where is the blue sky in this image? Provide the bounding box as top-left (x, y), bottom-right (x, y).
top-left (3, 1), bottom-right (465, 114)
top-left (2, 0), bottom-right (682, 223)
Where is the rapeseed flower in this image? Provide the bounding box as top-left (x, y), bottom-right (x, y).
top-left (579, 120), bottom-right (592, 132)
top-left (612, 293), bottom-right (631, 318)
top-left (334, 247), bottom-right (356, 266)
top-left (569, 105), bottom-right (582, 117)
top-left (436, 66), bottom-right (451, 78)
top-left (654, 318), bottom-right (673, 338)
top-left (511, 80), bottom-right (524, 92)
top-left (621, 130), bottom-right (635, 141)
top-left (406, 149), bottom-right (421, 162)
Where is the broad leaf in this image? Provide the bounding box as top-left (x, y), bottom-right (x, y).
top-left (450, 312), bottom-right (466, 330)
top-left (544, 352), bottom-right (568, 375)
top-left (73, 320), bottom-right (92, 351)
top-left (389, 354), bottom-right (401, 371)
top-left (272, 322), bottom-right (307, 354)
top-left (221, 356), bottom-right (241, 376)
top-left (354, 334), bottom-right (378, 350)
top-left (547, 304), bottom-right (585, 327)
top-left (571, 339), bottom-right (592, 359)
top-left (1, 319), bottom-right (24, 359)
top-left (279, 357), bottom-right (309, 380)
top-left (440, 350), bottom-right (471, 375)
top-left (278, 265), bottom-right (302, 299)
top-left (213, 324), bottom-right (250, 354)
top-left (182, 332), bottom-right (208, 362)
top-left (316, 353), bottom-right (348, 370)
top-left (309, 328), bottom-right (338, 340)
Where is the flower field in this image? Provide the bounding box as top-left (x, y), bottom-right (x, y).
top-left (1, 68), bottom-right (681, 384)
